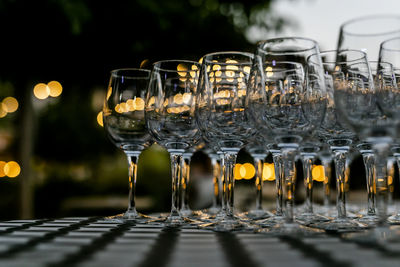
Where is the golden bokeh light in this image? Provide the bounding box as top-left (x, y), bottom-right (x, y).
top-left (212, 65), bottom-right (221, 71)
top-left (33, 83), bottom-right (50, 99)
top-left (126, 99), bottom-right (136, 111)
top-left (182, 93), bottom-right (191, 104)
top-left (312, 165), bottom-right (325, 182)
top-left (115, 104), bottom-right (122, 113)
top-left (140, 59), bottom-right (150, 69)
top-left (243, 66), bottom-right (251, 74)
top-left (262, 163), bottom-right (275, 181)
top-left (242, 163), bottom-right (256, 180)
top-left (174, 93), bottom-right (184, 104)
top-left (226, 59), bottom-right (239, 64)
top-left (2, 97), bottom-right (18, 113)
top-left (234, 163), bottom-right (256, 180)
top-left (177, 64), bottom-right (188, 77)
top-left (119, 102), bottom-right (128, 113)
top-left (0, 161), bottom-right (6, 177)
top-left (135, 98), bottom-right (145, 110)
top-left (4, 161), bottom-right (21, 178)
top-left (0, 103), bottom-right (7, 118)
top-left (234, 164), bottom-right (242, 180)
top-left (97, 111), bottom-right (103, 127)
top-left (47, 81), bottom-right (63, 97)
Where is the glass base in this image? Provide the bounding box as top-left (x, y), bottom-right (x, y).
top-left (343, 226), bottom-right (400, 244)
top-left (105, 210), bottom-right (156, 224)
top-left (313, 217), bottom-right (368, 232)
top-left (164, 214), bottom-right (185, 227)
top-left (239, 209), bottom-right (272, 221)
top-left (180, 209), bottom-right (211, 224)
top-left (199, 215), bottom-right (257, 232)
top-left (203, 207), bottom-right (220, 216)
top-left (257, 222), bottom-right (325, 236)
top-left (388, 214), bottom-right (400, 224)
top-left (296, 212), bottom-right (330, 225)
top-left (358, 214), bottom-right (380, 226)
top-left (315, 205), bottom-right (337, 218)
top-left (254, 214), bottom-right (285, 228)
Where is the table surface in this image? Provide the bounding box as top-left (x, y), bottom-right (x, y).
top-left (1, 217), bottom-right (400, 267)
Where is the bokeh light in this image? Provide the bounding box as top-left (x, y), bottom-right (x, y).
top-left (2, 97), bottom-right (18, 113)
top-left (0, 161), bottom-right (6, 177)
top-left (0, 103), bottom-right (7, 118)
top-left (312, 165), bottom-right (325, 182)
top-left (97, 111), bottom-right (103, 127)
top-left (47, 81), bottom-right (63, 97)
top-left (262, 163), bottom-right (275, 181)
top-left (234, 164), bottom-right (242, 180)
top-left (234, 163), bottom-right (256, 180)
top-left (4, 161), bottom-right (21, 178)
top-left (241, 163), bottom-right (255, 180)
top-left (33, 83), bottom-right (50, 99)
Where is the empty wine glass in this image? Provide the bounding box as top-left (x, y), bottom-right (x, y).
top-left (308, 51), bottom-right (367, 231)
top-left (103, 68), bottom-right (153, 222)
top-left (247, 37), bottom-right (327, 234)
top-left (328, 49), bottom-right (399, 241)
top-left (145, 60), bottom-right (201, 227)
top-left (196, 51), bottom-right (256, 231)
top-left (379, 37), bottom-right (400, 224)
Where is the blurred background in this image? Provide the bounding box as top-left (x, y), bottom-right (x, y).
top-left (1, 0), bottom-right (400, 220)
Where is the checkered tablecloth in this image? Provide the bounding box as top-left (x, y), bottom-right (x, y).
top-left (1, 217), bottom-right (400, 267)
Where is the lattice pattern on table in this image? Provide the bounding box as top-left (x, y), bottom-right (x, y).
top-left (0, 217), bottom-right (400, 267)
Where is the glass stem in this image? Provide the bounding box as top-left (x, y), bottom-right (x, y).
top-left (180, 154), bottom-right (192, 212)
top-left (281, 148), bottom-right (297, 223)
top-left (373, 144), bottom-right (389, 226)
top-left (169, 153), bottom-right (182, 218)
top-left (362, 153), bottom-right (376, 216)
top-left (210, 156), bottom-right (221, 209)
top-left (219, 153), bottom-right (227, 215)
top-left (254, 157), bottom-right (264, 211)
top-left (125, 152), bottom-right (140, 217)
top-left (301, 154), bottom-right (315, 214)
top-left (225, 152), bottom-right (238, 218)
top-left (332, 148), bottom-right (349, 219)
top-left (321, 159), bottom-right (331, 207)
top-left (273, 153), bottom-right (283, 216)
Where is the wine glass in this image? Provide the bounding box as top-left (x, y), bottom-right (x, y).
top-left (247, 37), bottom-right (327, 234)
top-left (195, 51), bottom-right (256, 231)
top-left (338, 15), bottom-right (400, 62)
top-left (379, 37), bottom-right (400, 224)
top-left (145, 60), bottom-right (201, 227)
top-left (308, 51), bottom-right (367, 231)
top-left (328, 49), bottom-right (398, 241)
top-left (103, 68), bottom-right (153, 222)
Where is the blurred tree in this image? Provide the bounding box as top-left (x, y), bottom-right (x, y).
top-left (0, 0), bottom-right (288, 218)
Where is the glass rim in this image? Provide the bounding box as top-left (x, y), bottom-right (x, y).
top-left (340, 14), bottom-right (400, 37)
top-left (153, 59), bottom-right (200, 72)
top-left (110, 68), bottom-right (151, 79)
top-left (202, 51), bottom-right (254, 65)
top-left (308, 49), bottom-right (368, 65)
top-left (380, 36), bottom-right (400, 52)
top-left (257, 37), bottom-right (319, 55)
